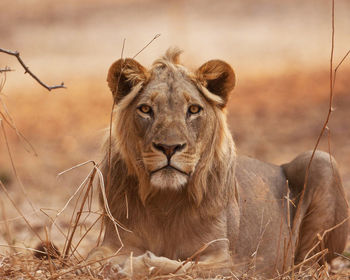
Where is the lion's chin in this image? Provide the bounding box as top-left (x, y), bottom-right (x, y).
top-left (150, 168), bottom-right (188, 190)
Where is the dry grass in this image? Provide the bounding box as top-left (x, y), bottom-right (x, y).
top-left (0, 252), bottom-right (349, 280)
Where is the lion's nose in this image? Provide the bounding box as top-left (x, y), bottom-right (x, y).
top-left (152, 142), bottom-right (186, 160)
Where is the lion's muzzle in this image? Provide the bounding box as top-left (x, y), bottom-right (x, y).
top-left (152, 142), bottom-right (187, 160)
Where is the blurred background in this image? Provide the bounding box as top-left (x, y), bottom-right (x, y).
top-left (0, 0), bottom-right (349, 259)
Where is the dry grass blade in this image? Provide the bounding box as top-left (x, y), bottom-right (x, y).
top-left (56, 167), bottom-right (95, 218)
top-left (68, 215), bottom-right (102, 259)
top-left (0, 70), bottom-right (37, 155)
top-left (272, 249), bottom-right (328, 279)
top-left (39, 208), bottom-right (83, 263)
top-left (0, 181), bottom-right (43, 243)
top-left (334, 252), bottom-right (350, 262)
top-left (57, 160), bottom-right (97, 177)
top-left (173, 238), bottom-right (229, 274)
top-left (0, 119), bottom-right (37, 212)
top-left (0, 244), bottom-right (47, 255)
top-left (54, 158), bottom-right (131, 269)
top-left (132, 33), bottom-right (161, 59)
top-left (106, 38), bottom-right (126, 201)
top-left (62, 169), bottom-right (96, 259)
top-left (0, 195), bottom-right (15, 253)
top-left (0, 110), bottom-right (37, 156)
top-left (298, 216), bottom-right (350, 273)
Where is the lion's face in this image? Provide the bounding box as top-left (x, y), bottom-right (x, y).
top-left (107, 48), bottom-right (236, 195)
top-left (132, 69), bottom-right (215, 190)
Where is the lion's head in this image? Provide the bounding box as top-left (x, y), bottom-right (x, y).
top-left (105, 48), bottom-right (236, 205)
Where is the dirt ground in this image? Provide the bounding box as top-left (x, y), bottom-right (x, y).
top-left (0, 0), bottom-right (350, 278)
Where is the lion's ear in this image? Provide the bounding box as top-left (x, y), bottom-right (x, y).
top-left (107, 58), bottom-right (148, 103)
top-left (196, 60), bottom-right (236, 107)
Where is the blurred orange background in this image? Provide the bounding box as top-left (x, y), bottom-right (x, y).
top-left (0, 0), bottom-right (349, 256)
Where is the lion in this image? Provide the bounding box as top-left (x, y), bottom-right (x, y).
top-left (88, 48), bottom-right (349, 277)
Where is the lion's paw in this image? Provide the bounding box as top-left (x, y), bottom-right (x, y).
top-left (142, 251), bottom-right (192, 275)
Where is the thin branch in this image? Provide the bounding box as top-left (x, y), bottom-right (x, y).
top-left (0, 47), bottom-right (65, 91)
top-left (332, 49), bottom-right (350, 90)
top-left (291, 0), bottom-right (350, 251)
top-left (0, 67), bottom-right (13, 73)
top-left (291, 0), bottom-right (336, 235)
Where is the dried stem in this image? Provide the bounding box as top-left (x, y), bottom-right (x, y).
top-left (132, 34), bottom-right (161, 59)
top-left (0, 67), bottom-right (13, 73)
top-left (0, 181), bottom-right (42, 242)
top-left (0, 47), bottom-right (65, 91)
top-left (291, 0), bottom-right (350, 235)
top-left (0, 195), bottom-right (15, 253)
top-left (0, 119), bottom-right (37, 211)
top-left (62, 169), bottom-right (96, 259)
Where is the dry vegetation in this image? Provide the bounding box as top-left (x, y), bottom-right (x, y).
top-left (1, 0), bottom-right (350, 279)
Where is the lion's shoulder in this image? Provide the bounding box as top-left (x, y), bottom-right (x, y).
top-left (235, 155), bottom-right (287, 199)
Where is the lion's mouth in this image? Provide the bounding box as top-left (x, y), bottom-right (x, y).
top-left (150, 165), bottom-right (190, 176)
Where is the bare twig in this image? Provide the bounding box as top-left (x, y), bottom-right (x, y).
top-left (0, 47), bottom-right (65, 91)
top-left (0, 67), bottom-right (13, 73)
top-left (332, 49), bottom-right (350, 90)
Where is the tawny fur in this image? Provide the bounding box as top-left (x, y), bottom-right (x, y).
top-left (88, 48), bottom-right (349, 277)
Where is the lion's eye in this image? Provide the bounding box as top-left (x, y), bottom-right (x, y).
top-left (188, 105), bottom-right (202, 115)
top-left (138, 104), bottom-right (152, 114)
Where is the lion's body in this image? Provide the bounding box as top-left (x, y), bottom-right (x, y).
top-left (234, 156), bottom-right (292, 273)
top-left (88, 49), bottom-right (349, 277)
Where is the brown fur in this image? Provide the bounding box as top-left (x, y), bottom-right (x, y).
top-left (88, 48), bottom-right (349, 277)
